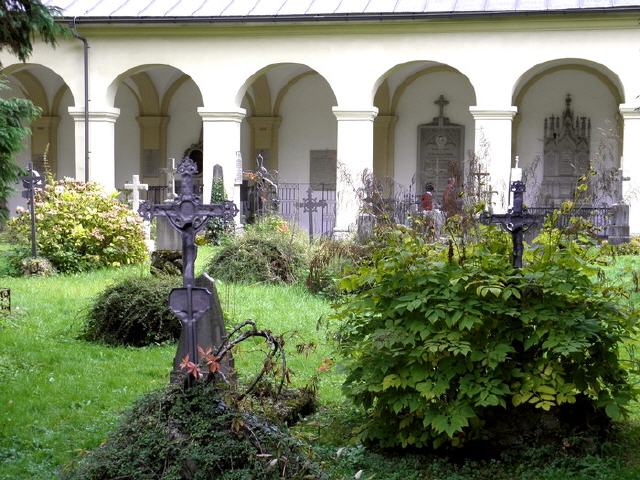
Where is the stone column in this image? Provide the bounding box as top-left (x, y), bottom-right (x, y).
top-left (373, 114), bottom-right (398, 181)
top-left (469, 106), bottom-right (518, 213)
top-left (248, 116), bottom-right (282, 171)
top-left (198, 108), bottom-right (246, 219)
top-left (332, 107), bottom-right (378, 237)
top-left (620, 104), bottom-right (640, 235)
top-left (68, 107), bottom-right (120, 190)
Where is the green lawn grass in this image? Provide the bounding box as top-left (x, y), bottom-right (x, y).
top-left (1, 247), bottom-right (640, 479)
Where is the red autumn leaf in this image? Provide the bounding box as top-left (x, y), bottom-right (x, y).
top-left (207, 357), bottom-right (221, 374)
top-left (179, 354), bottom-right (201, 380)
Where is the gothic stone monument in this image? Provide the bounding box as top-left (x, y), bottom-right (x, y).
top-left (542, 94), bottom-right (590, 206)
top-left (418, 95), bottom-right (464, 203)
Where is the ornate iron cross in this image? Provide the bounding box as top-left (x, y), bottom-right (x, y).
top-left (21, 163), bottom-right (45, 258)
top-left (296, 187), bottom-right (327, 240)
top-left (480, 181), bottom-right (544, 268)
top-left (139, 157), bottom-right (238, 384)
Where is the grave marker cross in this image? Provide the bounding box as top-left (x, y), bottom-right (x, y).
top-left (139, 157), bottom-right (238, 385)
top-left (296, 187), bottom-right (327, 240)
top-left (21, 163), bottom-right (45, 258)
top-left (480, 181), bottom-right (544, 268)
top-left (160, 158), bottom-right (177, 200)
top-left (124, 174), bottom-right (148, 212)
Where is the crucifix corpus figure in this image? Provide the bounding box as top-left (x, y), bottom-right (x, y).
top-left (139, 157), bottom-right (238, 386)
top-left (480, 181), bottom-right (544, 268)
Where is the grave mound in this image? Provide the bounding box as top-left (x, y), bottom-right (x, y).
top-left (82, 276), bottom-right (181, 347)
top-left (62, 381), bottom-right (325, 480)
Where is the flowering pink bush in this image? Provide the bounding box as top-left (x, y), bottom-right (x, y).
top-left (8, 178), bottom-right (147, 272)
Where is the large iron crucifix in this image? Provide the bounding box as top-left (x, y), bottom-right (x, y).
top-left (139, 157), bottom-right (238, 385)
top-left (480, 181), bottom-right (544, 268)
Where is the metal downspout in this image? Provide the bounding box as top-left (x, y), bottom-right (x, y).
top-left (70, 18), bottom-right (89, 182)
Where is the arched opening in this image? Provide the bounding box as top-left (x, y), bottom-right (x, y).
top-left (108, 65), bottom-right (203, 202)
top-left (0, 63), bottom-right (75, 216)
top-left (237, 63), bottom-right (338, 236)
top-left (512, 59), bottom-right (624, 207)
top-left (373, 61), bottom-right (477, 208)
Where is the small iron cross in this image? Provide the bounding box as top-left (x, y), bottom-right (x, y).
top-left (139, 157), bottom-right (238, 384)
top-left (480, 181), bottom-right (544, 268)
top-left (21, 163), bottom-right (45, 258)
top-left (296, 187), bottom-right (327, 240)
top-left (0, 288), bottom-right (10, 315)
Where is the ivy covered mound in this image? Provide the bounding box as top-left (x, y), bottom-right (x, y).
top-left (63, 381), bottom-right (325, 480)
top-left (82, 276), bottom-right (180, 347)
top-left (335, 225), bottom-right (639, 450)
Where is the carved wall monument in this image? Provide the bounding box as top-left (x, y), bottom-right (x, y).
top-left (417, 95), bottom-right (464, 201)
top-left (542, 94), bottom-right (591, 206)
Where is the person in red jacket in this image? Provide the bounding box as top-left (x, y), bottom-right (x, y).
top-left (421, 183), bottom-right (434, 211)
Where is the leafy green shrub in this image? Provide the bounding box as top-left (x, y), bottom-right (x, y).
top-left (62, 382), bottom-right (326, 480)
top-left (207, 217), bottom-right (309, 284)
top-left (82, 276), bottom-right (180, 347)
top-left (607, 236), bottom-right (640, 256)
top-left (7, 178), bottom-right (147, 273)
top-left (334, 225), bottom-right (638, 449)
top-left (306, 239), bottom-right (366, 298)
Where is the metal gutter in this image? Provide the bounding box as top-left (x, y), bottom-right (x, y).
top-left (58, 7), bottom-right (640, 25)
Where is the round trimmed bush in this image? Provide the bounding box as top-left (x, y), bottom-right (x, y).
top-left (62, 382), bottom-right (326, 480)
top-left (82, 276), bottom-right (180, 347)
top-left (207, 218), bottom-right (309, 284)
top-left (7, 178), bottom-right (147, 273)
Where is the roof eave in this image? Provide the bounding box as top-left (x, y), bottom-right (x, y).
top-left (60, 7), bottom-right (640, 25)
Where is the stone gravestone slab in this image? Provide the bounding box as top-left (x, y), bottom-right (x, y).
top-left (156, 158), bottom-right (182, 251)
top-left (417, 95), bottom-right (464, 203)
top-left (170, 273), bottom-right (234, 382)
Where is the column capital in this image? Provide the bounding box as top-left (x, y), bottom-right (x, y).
top-left (137, 115), bottom-right (170, 128)
top-left (67, 107), bottom-right (120, 123)
top-left (247, 115), bottom-right (282, 128)
top-left (32, 115), bottom-right (60, 128)
top-left (620, 104), bottom-right (640, 119)
top-left (332, 106), bottom-right (378, 122)
top-left (469, 106), bottom-right (518, 121)
top-left (374, 114), bottom-right (398, 128)
top-left (198, 107), bottom-right (246, 123)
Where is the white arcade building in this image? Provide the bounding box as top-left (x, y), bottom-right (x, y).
top-left (2, 0), bottom-right (640, 238)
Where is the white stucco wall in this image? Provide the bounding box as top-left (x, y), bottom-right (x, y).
top-left (166, 79), bottom-right (203, 164)
top-left (393, 70), bottom-right (476, 191)
top-left (56, 88), bottom-right (76, 178)
top-left (114, 85), bottom-right (140, 188)
top-left (277, 74), bottom-right (337, 184)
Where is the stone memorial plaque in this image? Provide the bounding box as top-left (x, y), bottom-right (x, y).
top-left (235, 151), bottom-right (243, 185)
top-left (143, 149), bottom-right (160, 177)
top-left (542, 94), bottom-right (590, 206)
top-left (310, 149), bottom-right (337, 189)
top-left (417, 95), bottom-right (464, 200)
